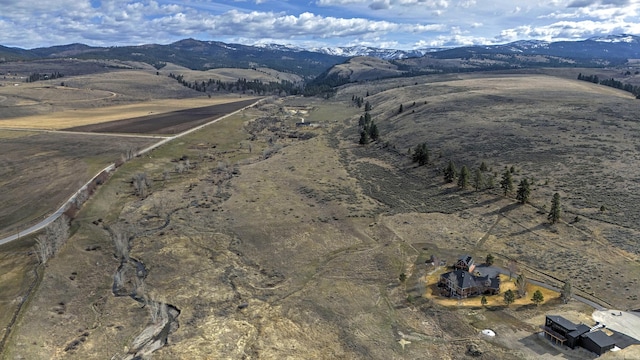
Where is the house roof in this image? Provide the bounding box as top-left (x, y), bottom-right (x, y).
top-left (546, 315), bottom-right (578, 332)
top-left (443, 270), bottom-right (499, 290)
top-left (568, 324), bottom-right (590, 339)
top-left (457, 255), bottom-right (473, 266)
top-left (442, 270), bottom-right (476, 289)
top-left (488, 276), bottom-right (500, 290)
top-left (582, 330), bottom-right (616, 348)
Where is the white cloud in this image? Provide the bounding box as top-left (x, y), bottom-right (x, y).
top-left (1, 0), bottom-right (640, 50)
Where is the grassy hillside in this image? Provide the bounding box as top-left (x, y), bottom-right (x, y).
top-left (2, 72), bottom-right (640, 360)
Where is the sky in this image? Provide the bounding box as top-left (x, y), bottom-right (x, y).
top-left (2, 0), bottom-right (640, 50)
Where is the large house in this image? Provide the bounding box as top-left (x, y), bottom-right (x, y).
top-left (541, 315), bottom-right (617, 356)
top-left (438, 269), bottom-right (500, 298)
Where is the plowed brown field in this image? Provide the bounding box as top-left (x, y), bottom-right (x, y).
top-left (65, 98), bottom-right (259, 134)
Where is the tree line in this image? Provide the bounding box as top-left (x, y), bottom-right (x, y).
top-left (577, 73), bottom-right (640, 98)
top-left (168, 73), bottom-right (301, 96)
top-left (25, 72), bottom-right (64, 83)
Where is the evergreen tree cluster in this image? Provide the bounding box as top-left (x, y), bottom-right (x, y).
top-left (303, 72), bottom-right (350, 97)
top-left (168, 73), bottom-right (301, 95)
top-left (25, 72), bottom-right (64, 83)
top-left (443, 160), bottom-right (491, 191)
top-left (358, 101), bottom-right (379, 144)
top-left (412, 143), bottom-right (429, 166)
top-left (351, 95), bottom-right (364, 108)
top-left (578, 73), bottom-right (640, 98)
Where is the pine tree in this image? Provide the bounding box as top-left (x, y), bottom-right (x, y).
top-left (503, 289), bottom-right (515, 307)
top-left (444, 160), bottom-right (457, 183)
top-left (365, 101), bottom-right (371, 111)
top-left (485, 253), bottom-right (494, 266)
top-left (359, 130), bottom-right (369, 145)
top-left (398, 104), bottom-right (403, 113)
top-left (516, 178), bottom-right (531, 204)
top-left (412, 143), bottom-right (429, 166)
top-left (531, 289), bottom-right (544, 306)
top-left (485, 175), bottom-right (495, 189)
top-left (368, 122), bottom-right (379, 141)
top-left (473, 168), bottom-right (484, 191)
top-left (458, 165), bottom-right (469, 189)
top-left (364, 112), bottom-right (371, 125)
top-left (500, 169), bottom-right (513, 196)
top-left (548, 192), bottom-right (561, 224)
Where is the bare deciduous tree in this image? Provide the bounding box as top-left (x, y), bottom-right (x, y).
top-left (133, 173), bottom-right (151, 198)
top-left (121, 147), bottom-right (137, 162)
top-left (111, 224), bottom-right (130, 261)
top-left (516, 273), bottom-right (527, 298)
top-left (35, 235), bottom-right (53, 264)
top-left (150, 197), bottom-right (168, 218)
top-left (561, 280), bottom-right (573, 304)
top-left (33, 215), bottom-right (70, 264)
top-left (507, 259), bottom-right (518, 280)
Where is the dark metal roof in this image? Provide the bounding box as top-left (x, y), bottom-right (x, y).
top-left (568, 324), bottom-right (590, 339)
top-left (582, 331), bottom-right (616, 348)
top-left (546, 315), bottom-right (578, 332)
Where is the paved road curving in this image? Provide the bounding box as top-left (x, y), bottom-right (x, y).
top-left (0, 98), bottom-right (262, 246)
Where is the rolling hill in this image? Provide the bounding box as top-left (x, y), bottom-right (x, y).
top-left (4, 35), bottom-right (640, 81)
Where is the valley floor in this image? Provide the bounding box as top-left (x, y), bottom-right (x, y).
top-left (3, 73), bottom-right (640, 359)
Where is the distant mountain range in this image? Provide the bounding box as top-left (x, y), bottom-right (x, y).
top-left (2, 34), bottom-right (640, 79)
top-left (255, 43), bottom-right (437, 60)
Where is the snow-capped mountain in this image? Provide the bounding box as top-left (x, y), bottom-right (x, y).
top-left (587, 34), bottom-right (640, 43)
top-left (4, 34), bottom-right (640, 79)
top-left (308, 45), bottom-right (435, 60)
top-left (255, 43), bottom-right (438, 60)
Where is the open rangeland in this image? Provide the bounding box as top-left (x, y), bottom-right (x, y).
top-left (1, 72), bottom-right (640, 360)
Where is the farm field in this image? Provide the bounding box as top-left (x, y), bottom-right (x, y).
top-left (65, 97), bottom-right (260, 134)
top-left (2, 71), bottom-right (640, 359)
top-left (0, 76), bottom-right (260, 238)
top-left (0, 68), bottom-right (201, 119)
top-left (0, 130), bottom-right (155, 239)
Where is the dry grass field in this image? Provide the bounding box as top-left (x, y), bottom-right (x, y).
top-left (160, 63), bottom-right (303, 84)
top-left (0, 130), bottom-right (155, 238)
top-left (2, 71), bottom-right (640, 360)
top-left (0, 97), bottom-right (248, 129)
top-left (0, 69), bottom-right (200, 119)
top-left (328, 56), bottom-right (407, 82)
